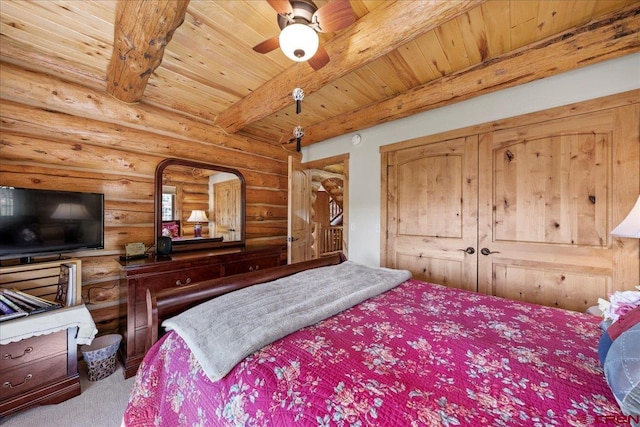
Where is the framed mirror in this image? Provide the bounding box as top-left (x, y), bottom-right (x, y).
top-left (155, 158), bottom-right (246, 252)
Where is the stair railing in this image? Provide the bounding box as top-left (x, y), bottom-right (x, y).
top-left (314, 222), bottom-right (343, 257)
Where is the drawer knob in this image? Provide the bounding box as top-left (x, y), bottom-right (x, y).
top-left (249, 265), bottom-right (260, 271)
top-left (3, 374), bottom-right (33, 389)
top-left (176, 278), bottom-right (192, 286)
top-left (3, 346), bottom-right (33, 360)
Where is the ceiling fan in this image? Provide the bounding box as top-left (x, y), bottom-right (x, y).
top-left (253, 0), bottom-right (355, 71)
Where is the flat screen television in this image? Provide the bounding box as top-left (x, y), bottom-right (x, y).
top-left (0, 187), bottom-right (105, 262)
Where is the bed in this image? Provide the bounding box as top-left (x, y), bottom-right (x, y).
top-left (123, 254), bottom-right (635, 426)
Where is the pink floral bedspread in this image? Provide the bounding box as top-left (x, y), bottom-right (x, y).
top-left (123, 279), bottom-right (622, 426)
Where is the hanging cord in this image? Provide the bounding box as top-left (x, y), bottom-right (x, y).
top-left (298, 62), bottom-right (302, 113)
top-left (85, 279), bottom-right (119, 305)
top-left (292, 62), bottom-right (305, 152)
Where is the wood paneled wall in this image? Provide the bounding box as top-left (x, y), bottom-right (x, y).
top-left (0, 62), bottom-right (289, 334)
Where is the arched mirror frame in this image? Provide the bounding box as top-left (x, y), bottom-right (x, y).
top-left (154, 158), bottom-right (246, 252)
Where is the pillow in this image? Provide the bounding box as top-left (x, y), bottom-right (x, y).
top-left (599, 305), bottom-right (640, 365)
top-left (162, 221), bottom-right (180, 238)
top-left (604, 323), bottom-right (640, 419)
top-left (600, 290), bottom-right (640, 323)
top-left (598, 332), bottom-right (613, 366)
top-left (609, 305), bottom-right (640, 340)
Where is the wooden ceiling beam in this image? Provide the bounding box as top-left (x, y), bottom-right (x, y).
top-left (301, 4), bottom-right (640, 145)
top-left (215, 0), bottom-right (485, 133)
top-left (0, 62), bottom-right (288, 162)
top-left (107, 0), bottom-right (190, 103)
top-left (0, 39), bottom-right (106, 92)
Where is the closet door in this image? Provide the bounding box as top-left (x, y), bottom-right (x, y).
top-left (477, 108), bottom-right (638, 311)
top-left (385, 136), bottom-right (478, 291)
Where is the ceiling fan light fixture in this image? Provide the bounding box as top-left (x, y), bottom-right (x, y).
top-left (279, 23), bottom-right (319, 62)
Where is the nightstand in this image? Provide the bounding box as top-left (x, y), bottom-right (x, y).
top-left (0, 305), bottom-right (97, 418)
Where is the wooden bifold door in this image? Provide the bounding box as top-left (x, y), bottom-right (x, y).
top-left (381, 92), bottom-right (639, 312)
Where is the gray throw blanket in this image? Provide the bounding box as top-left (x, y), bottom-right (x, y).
top-left (162, 261), bottom-right (411, 382)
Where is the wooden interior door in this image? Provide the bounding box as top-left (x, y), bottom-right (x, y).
top-left (214, 180), bottom-right (240, 242)
top-left (477, 108), bottom-right (638, 311)
top-left (384, 136), bottom-right (478, 291)
top-left (288, 155), bottom-right (311, 264)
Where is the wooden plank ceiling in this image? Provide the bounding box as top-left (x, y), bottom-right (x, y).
top-left (1, 0), bottom-right (638, 151)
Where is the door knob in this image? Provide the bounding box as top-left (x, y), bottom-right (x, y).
top-left (458, 247), bottom-right (475, 255)
top-left (480, 248), bottom-right (500, 256)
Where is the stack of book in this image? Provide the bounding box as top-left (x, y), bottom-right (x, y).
top-left (0, 289), bottom-right (62, 322)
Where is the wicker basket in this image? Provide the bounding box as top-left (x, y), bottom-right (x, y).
top-left (81, 334), bottom-right (122, 381)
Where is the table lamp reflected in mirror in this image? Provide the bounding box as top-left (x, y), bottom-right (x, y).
top-left (51, 202), bottom-right (91, 242)
top-left (187, 210), bottom-right (209, 238)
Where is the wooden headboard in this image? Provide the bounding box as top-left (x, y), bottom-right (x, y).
top-left (146, 253), bottom-right (346, 350)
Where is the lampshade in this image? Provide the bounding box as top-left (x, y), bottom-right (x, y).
top-left (611, 195), bottom-right (640, 238)
top-left (279, 23), bottom-right (319, 62)
top-left (187, 210), bottom-right (209, 223)
top-left (51, 203), bottom-right (90, 220)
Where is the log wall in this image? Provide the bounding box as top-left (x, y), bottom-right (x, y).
top-left (0, 62), bottom-right (290, 334)
top-left (161, 166), bottom-right (211, 238)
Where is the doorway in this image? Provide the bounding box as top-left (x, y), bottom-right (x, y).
top-left (287, 154), bottom-right (349, 263)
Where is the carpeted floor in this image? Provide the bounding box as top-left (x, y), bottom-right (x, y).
top-left (0, 361), bottom-right (135, 427)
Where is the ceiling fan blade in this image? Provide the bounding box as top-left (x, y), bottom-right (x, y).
top-left (267, 0), bottom-right (293, 15)
top-left (308, 45), bottom-right (330, 71)
top-left (312, 0), bottom-right (355, 33)
top-left (253, 36), bottom-right (280, 54)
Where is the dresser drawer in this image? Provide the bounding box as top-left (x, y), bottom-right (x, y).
top-left (223, 255), bottom-right (281, 276)
top-left (0, 330), bottom-right (67, 371)
top-left (1, 353), bottom-right (68, 399)
top-left (133, 264), bottom-right (222, 301)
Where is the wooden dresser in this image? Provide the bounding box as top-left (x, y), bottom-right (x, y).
top-left (0, 259), bottom-right (87, 417)
top-left (118, 244), bottom-right (286, 378)
top-left (1, 328), bottom-right (80, 418)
